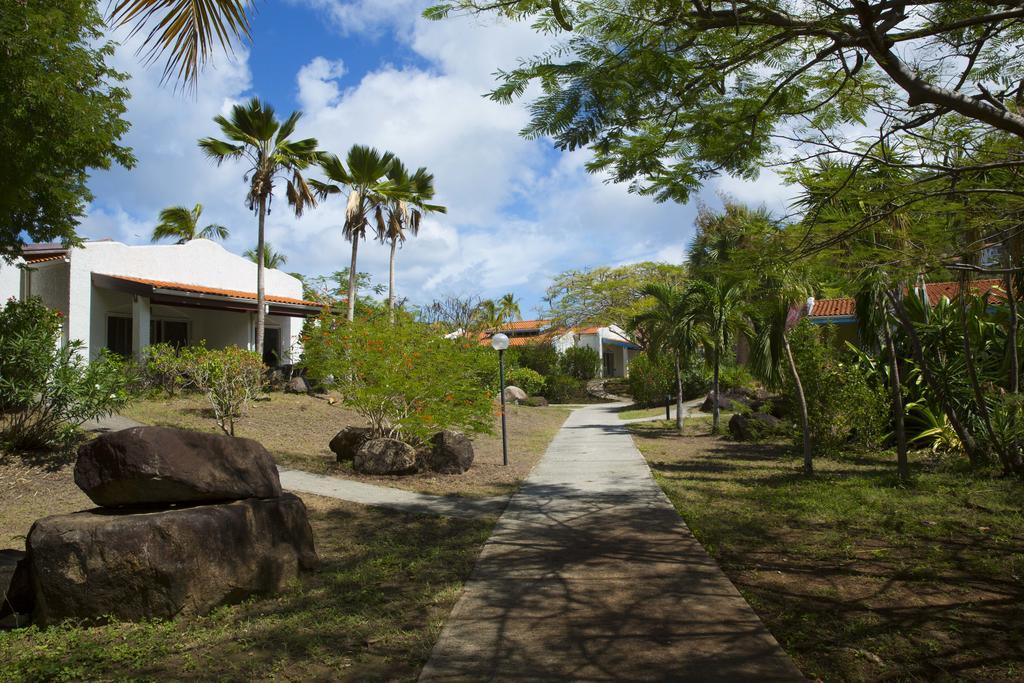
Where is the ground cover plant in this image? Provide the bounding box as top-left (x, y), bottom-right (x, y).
top-left (629, 419), bottom-right (1024, 681)
top-left (124, 392), bottom-right (569, 498)
top-left (0, 477), bottom-right (492, 682)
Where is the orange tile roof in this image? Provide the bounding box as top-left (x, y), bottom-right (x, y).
top-left (809, 280), bottom-right (1006, 319)
top-left (107, 275), bottom-right (320, 307)
top-left (578, 325), bottom-right (602, 334)
top-left (497, 319), bottom-right (551, 332)
top-left (24, 255), bottom-right (65, 264)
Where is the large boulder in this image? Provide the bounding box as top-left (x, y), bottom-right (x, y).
top-left (0, 549), bottom-right (32, 629)
top-left (27, 493), bottom-right (317, 626)
top-left (421, 430), bottom-right (474, 474)
top-left (729, 412), bottom-right (785, 441)
top-left (329, 426), bottom-right (374, 462)
top-left (354, 438), bottom-right (417, 475)
top-left (700, 393), bottom-right (740, 413)
top-left (284, 376), bottom-right (310, 394)
top-left (503, 386), bottom-right (528, 404)
top-left (75, 427), bottom-right (282, 507)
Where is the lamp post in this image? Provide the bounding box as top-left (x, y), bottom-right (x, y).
top-left (491, 332), bottom-right (510, 466)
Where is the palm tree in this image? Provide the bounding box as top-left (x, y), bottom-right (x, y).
top-left (311, 145), bottom-right (398, 322)
top-left (198, 97), bottom-right (319, 360)
top-left (474, 299), bottom-right (504, 331)
top-left (244, 243), bottom-right (287, 269)
top-left (108, 1), bottom-right (251, 89)
top-left (151, 203), bottom-right (228, 244)
top-left (375, 162), bottom-right (447, 320)
top-left (629, 284), bottom-right (704, 433)
top-left (498, 293), bottom-right (522, 323)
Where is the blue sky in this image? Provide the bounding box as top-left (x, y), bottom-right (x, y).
top-left (82, 0), bottom-right (792, 317)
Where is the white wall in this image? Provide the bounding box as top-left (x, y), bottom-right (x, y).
top-left (0, 259), bottom-right (22, 302)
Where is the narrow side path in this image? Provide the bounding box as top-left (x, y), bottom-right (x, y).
top-left (278, 468), bottom-right (506, 519)
top-left (420, 403), bottom-right (802, 681)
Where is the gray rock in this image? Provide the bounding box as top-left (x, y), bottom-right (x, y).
top-left (503, 385), bottom-right (528, 404)
top-left (329, 426), bottom-right (374, 462)
top-left (728, 412), bottom-right (784, 441)
top-left (354, 438), bottom-right (418, 475)
top-left (27, 494), bottom-right (317, 626)
top-left (0, 549), bottom-right (31, 629)
top-left (284, 376), bottom-right (309, 394)
top-left (422, 430), bottom-right (474, 474)
top-left (75, 427), bottom-right (282, 507)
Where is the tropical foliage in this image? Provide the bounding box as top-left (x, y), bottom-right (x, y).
top-left (244, 243), bottom-right (287, 269)
top-left (151, 203), bottom-right (228, 244)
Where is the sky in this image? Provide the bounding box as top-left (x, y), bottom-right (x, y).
top-left (81, 0), bottom-right (795, 317)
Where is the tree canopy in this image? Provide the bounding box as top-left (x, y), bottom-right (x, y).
top-left (0, 0), bottom-right (134, 263)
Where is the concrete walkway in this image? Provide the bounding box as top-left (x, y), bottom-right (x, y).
top-left (420, 403), bottom-right (802, 681)
top-left (278, 468), bottom-right (506, 519)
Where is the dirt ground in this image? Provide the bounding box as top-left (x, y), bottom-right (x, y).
top-left (124, 393), bottom-right (570, 498)
top-left (630, 419), bottom-right (1024, 682)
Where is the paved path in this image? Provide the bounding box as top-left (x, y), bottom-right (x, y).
top-left (420, 403), bottom-right (802, 682)
top-left (278, 468), bottom-right (506, 519)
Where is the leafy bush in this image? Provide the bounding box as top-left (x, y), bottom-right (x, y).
top-left (0, 298), bottom-right (132, 449)
top-left (506, 367), bottom-right (545, 395)
top-left (522, 396), bottom-right (549, 407)
top-left (718, 363), bottom-right (756, 392)
top-left (542, 374), bottom-right (588, 403)
top-left (628, 353), bottom-right (674, 407)
top-left (787, 321), bottom-right (888, 453)
top-left (560, 346), bottom-right (600, 381)
top-left (189, 346), bottom-right (264, 436)
top-left (302, 312), bottom-right (494, 444)
top-left (140, 342), bottom-right (211, 395)
top-left (508, 342), bottom-right (560, 377)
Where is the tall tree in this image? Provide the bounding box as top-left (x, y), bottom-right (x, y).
top-left (629, 284), bottom-right (704, 433)
top-left (498, 293), bottom-right (522, 322)
top-left (244, 243), bottom-right (286, 269)
top-left (151, 203), bottom-right (228, 244)
top-left (545, 262), bottom-right (687, 327)
top-left (198, 98), bottom-right (318, 359)
top-left (312, 145), bottom-right (397, 322)
top-left (1, 0), bottom-right (133, 263)
top-left (376, 161), bottom-right (447, 320)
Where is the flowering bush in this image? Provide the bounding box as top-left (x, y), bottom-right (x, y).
top-left (0, 297), bottom-right (132, 450)
top-left (301, 312), bottom-right (494, 444)
top-left (188, 346), bottom-right (264, 436)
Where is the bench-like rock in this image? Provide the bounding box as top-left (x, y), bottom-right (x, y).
top-left (329, 426), bottom-right (373, 462)
top-left (421, 430), bottom-right (474, 474)
top-left (75, 426), bottom-right (282, 507)
top-left (27, 493), bottom-right (317, 626)
top-left (728, 412), bottom-right (785, 441)
top-left (354, 438), bottom-right (417, 475)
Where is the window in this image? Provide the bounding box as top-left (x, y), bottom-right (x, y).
top-left (263, 327), bottom-right (282, 366)
top-left (107, 316), bottom-right (132, 357)
top-left (150, 319), bottom-right (189, 348)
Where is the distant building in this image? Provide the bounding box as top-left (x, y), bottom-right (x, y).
top-left (0, 239), bottom-right (321, 365)
top-left (476, 319), bottom-right (641, 378)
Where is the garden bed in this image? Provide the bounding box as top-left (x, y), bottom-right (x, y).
top-left (0, 458), bottom-right (493, 681)
top-left (629, 419), bottom-right (1024, 681)
top-left (124, 393), bottom-right (570, 498)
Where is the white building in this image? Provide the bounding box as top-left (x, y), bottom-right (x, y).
top-left (479, 319), bottom-right (640, 378)
top-left (0, 239), bottom-right (320, 364)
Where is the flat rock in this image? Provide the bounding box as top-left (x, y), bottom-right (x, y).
top-left (422, 430), bottom-right (474, 474)
top-left (75, 426), bottom-right (282, 507)
top-left (27, 493), bottom-right (317, 626)
top-left (354, 438), bottom-right (418, 475)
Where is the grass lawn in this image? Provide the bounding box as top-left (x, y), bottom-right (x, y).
top-left (616, 405), bottom-right (667, 420)
top-left (124, 393), bottom-right (570, 499)
top-left (0, 455), bottom-right (493, 681)
top-left (629, 419), bottom-right (1024, 681)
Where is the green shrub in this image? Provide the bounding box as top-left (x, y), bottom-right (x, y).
top-left (560, 346), bottom-right (600, 381)
top-left (522, 396), bottom-right (549, 407)
top-left (542, 374), bottom-right (587, 403)
top-left (302, 312), bottom-right (494, 444)
top-left (718, 363), bottom-right (756, 392)
top-left (506, 367), bottom-right (545, 396)
top-left (508, 342), bottom-right (560, 377)
top-left (787, 321), bottom-right (888, 453)
top-left (628, 353), bottom-right (674, 407)
top-left (0, 297), bottom-right (132, 449)
top-left (189, 346), bottom-right (264, 436)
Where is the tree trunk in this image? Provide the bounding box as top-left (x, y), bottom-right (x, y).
top-left (255, 195), bottom-right (267, 363)
top-left (388, 236), bottom-right (398, 322)
top-left (887, 290), bottom-right (982, 465)
top-left (712, 304), bottom-right (724, 434)
top-left (673, 351), bottom-right (684, 433)
top-left (783, 333), bottom-right (812, 475)
top-left (346, 234), bottom-right (359, 322)
top-left (1006, 264), bottom-right (1019, 393)
top-left (882, 306), bottom-right (909, 481)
